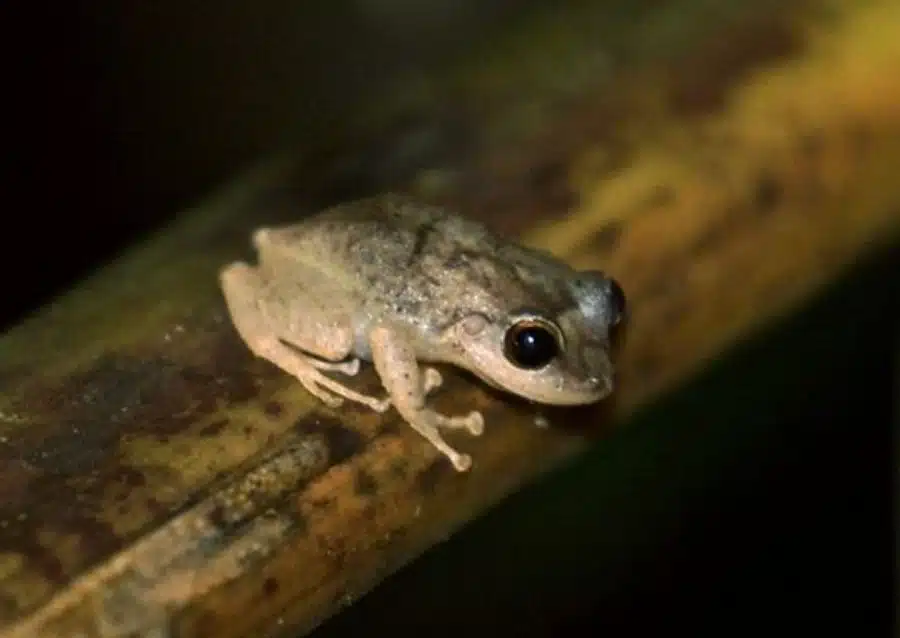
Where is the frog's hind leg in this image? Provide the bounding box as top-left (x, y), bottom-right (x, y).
top-left (219, 261), bottom-right (390, 413)
top-left (299, 353), bottom-right (360, 376)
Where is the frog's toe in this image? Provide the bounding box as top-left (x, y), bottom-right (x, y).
top-left (465, 411), bottom-right (484, 436)
top-left (308, 357), bottom-right (360, 376)
top-left (367, 396), bottom-right (392, 413)
top-left (423, 367), bottom-right (443, 394)
top-left (338, 358), bottom-right (361, 376)
top-left (448, 451), bottom-right (472, 472)
top-left (306, 383), bottom-right (345, 409)
top-left (431, 409), bottom-right (483, 436)
top-left (399, 410), bottom-right (474, 471)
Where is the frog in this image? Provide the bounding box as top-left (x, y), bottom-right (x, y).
top-left (219, 194), bottom-right (626, 472)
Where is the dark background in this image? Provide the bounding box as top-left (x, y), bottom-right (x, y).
top-left (2, 0), bottom-right (527, 329)
top-left (2, 2), bottom-right (895, 636)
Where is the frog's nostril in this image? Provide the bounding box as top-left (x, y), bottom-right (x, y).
top-left (585, 374), bottom-right (614, 399)
top-left (607, 278), bottom-right (626, 326)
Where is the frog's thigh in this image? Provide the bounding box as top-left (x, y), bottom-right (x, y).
top-left (266, 271), bottom-right (368, 372)
top-left (220, 262), bottom-right (387, 411)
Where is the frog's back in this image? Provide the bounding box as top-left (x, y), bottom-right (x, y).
top-left (259, 193), bottom-right (579, 327)
top-left (262, 194), bottom-right (493, 273)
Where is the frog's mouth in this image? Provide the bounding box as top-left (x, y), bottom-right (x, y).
top-left (469, 369), bottom-right (506, 393)
top-left (535, 375), bottom-right (614, 406)
top-left (472, 365), bottom-right (613, 406)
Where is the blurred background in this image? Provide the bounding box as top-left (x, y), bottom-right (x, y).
top-left (2, 0), bottom-right (536, 329)
top-left (1, 1), bottom-right (894, 635)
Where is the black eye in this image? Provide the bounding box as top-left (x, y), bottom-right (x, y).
top-left (504, 320), bottom-right (560, 369)
top-left (607, 278), bottom-right (626, 326)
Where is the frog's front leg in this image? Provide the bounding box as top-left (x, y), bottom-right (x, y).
top-left (368, 324), bottom-right (484, 472)
top-left (220, 262), bottom-right (389, 412)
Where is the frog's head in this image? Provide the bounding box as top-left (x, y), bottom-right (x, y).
top-left (445, 272), bottom-right (626, 406)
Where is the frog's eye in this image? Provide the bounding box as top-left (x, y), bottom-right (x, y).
top-left (503, 318), bottom-right (561, 369)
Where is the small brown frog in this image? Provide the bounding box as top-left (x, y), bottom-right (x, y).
top-left (220, 194), bottom-right (625, 471)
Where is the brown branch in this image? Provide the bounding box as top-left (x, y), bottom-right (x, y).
top-left (2, 1), bottom-right (899, 636)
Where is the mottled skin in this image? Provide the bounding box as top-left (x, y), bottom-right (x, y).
top-left (220, 194), bottom-right (623, 471)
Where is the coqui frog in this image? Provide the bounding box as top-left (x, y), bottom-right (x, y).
top-left (219, 194), bottom-right (626, 471)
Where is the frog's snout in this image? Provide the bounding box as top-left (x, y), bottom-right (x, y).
top-left (582, 340), bottom-right (615, 380)
top-left (550, 371), bottom-right (612, 405)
